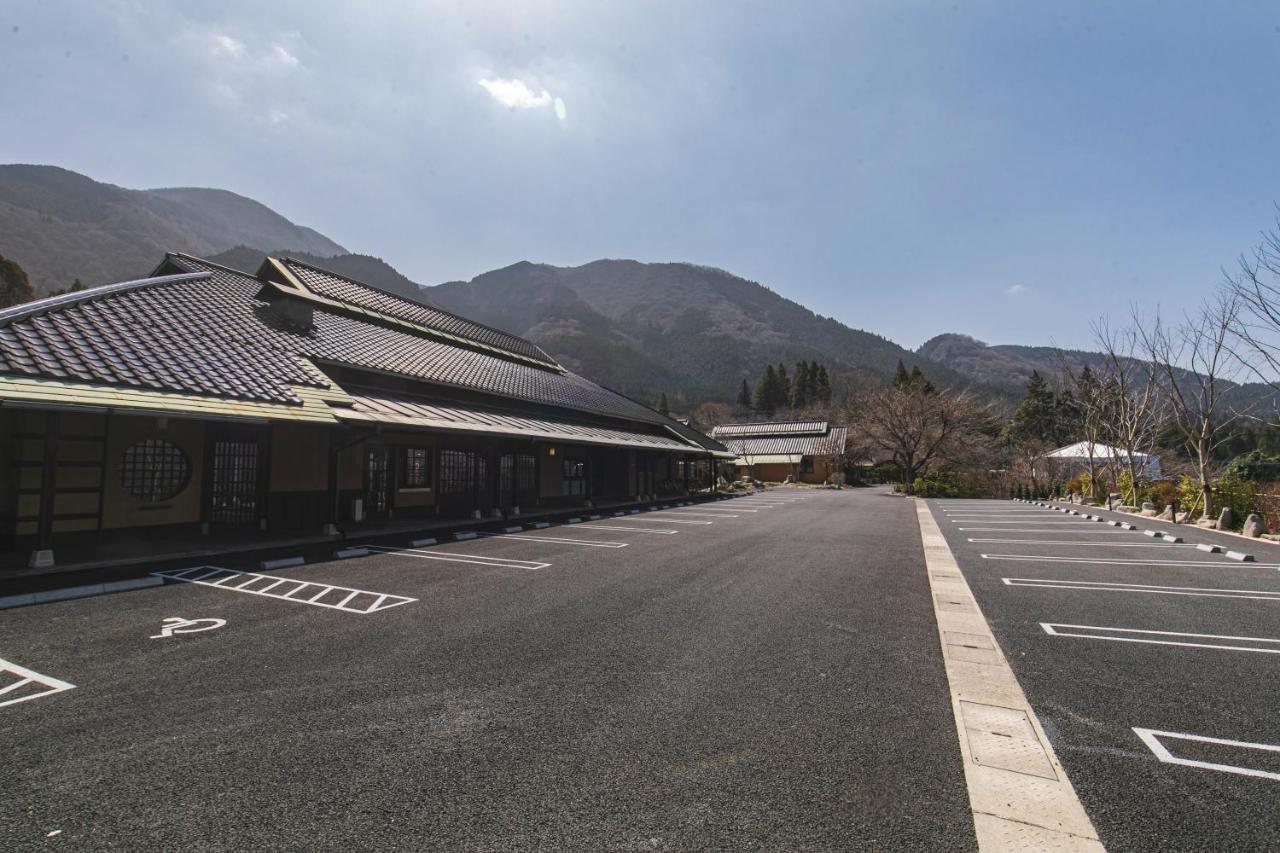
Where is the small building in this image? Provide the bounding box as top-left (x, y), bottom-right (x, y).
top-left (1037, 441), bottom-right (1162, 481)
top-left (711, 420), bottom-right (848, 484)
top-left (0, 254), bottom-right (729, 569)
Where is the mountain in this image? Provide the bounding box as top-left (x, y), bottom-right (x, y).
top-left (0, 164), bottom-right (345, 295)
top-left (210, 250), bottom-right (976, 407)
top-left (918, 333), bottom-right (1280, 413)
top-left (422, 260), bottom-right (979, 407)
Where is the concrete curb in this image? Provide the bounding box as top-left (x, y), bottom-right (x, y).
top-left (0, 575), bottom-right (164, 611)
top-left (260, 556), bottom-right (305, 571)
top-left (410, 537), bottom-right (437, 547)
top-left (917, 501), bottom-right (1104, 851)
top-left (334, 547), bottom-right (370, 559)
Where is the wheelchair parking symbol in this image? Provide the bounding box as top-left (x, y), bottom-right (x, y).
top-left (149, 617), bottom-right (227, 639)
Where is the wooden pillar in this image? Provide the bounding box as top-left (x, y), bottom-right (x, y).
top-left (29, 411), bottom-right (60, 566)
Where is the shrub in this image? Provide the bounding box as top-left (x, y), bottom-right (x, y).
top-left (1212, 475), bottom-right (1258, 531)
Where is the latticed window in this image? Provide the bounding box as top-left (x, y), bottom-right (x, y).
top-left (120, 439), bottom-right (191, 502)
top-left (440, 450), bottom-right (478, 495)
top-left (403, 447), bottom-right (431, 488)
top-left (562, 458), bottom-right (586, 496)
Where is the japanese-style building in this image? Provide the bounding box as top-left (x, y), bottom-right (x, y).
top-left (712, 420), bottom-right (848, 484)
top-left (0, 253), bottom-right (729, 569)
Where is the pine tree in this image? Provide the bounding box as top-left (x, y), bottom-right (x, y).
top-left (892, 360), bottom-right (912, 390)
top-left (790, 361), bottom-right (810, 408)
top-left (816, 364), bottom-right (832, 403)
top-left (754, 365), bottom-right (779, 415)
top-left (776, 363), bottom-right (790, 409)
top-left (0, 253), bottom-right (35, 309)
top-left (736, 379), bottom-right (752, 409)
top-left (657, 392), bottom-right (670, 417)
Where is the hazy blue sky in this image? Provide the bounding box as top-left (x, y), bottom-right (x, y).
top-left (3, 1), bottom-right (1278, 349)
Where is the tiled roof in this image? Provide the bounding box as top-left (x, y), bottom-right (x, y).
top-left (278, 258), bottom-right (558, 367)
top-left (711, 420), bottom-right (829, 438)
top-left (717, 427), bottom-right (848, 458)
top-left (340, 390), bottom-right (701, 452)
top-left (0, 254), bottom-right (674, 426)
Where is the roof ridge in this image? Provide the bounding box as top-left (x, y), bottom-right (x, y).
top-left (279, 255), bottom-right (557, 364)
top-left (167, 251), bottom-right (262, 279)
top-left (0, 271), bottom-right (212, 327)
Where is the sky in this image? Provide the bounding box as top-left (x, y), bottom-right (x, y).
top-left (3, 1), bottom-right (1279, 350)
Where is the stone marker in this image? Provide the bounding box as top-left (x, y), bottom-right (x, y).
top-left (1243, 512), bottom-right (1266, 538)
top-left (1217, 506), bottom-right (1234, 529)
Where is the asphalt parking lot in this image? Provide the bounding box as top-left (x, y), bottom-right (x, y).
top-left (2, 489), bottom-right (975, 852)
top-left (928, 499), bottom-right (1280, 853)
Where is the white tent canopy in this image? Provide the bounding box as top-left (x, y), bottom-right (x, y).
top-left (1041, 442), bottom-right (1161, 479)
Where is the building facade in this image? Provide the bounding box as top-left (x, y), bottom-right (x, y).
top-left (711, 420), bottom-right (848, 484)
top-left (0, 254), bottom-right (728, 569)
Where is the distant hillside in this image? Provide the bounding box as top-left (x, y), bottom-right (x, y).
top-left (918, 333), bottom-right (1280, 413)
top-left (423, 260), bottom-right (984, 407)
top-left (0, 164), bottom-right (345, 294)
top-left (212, 250), bottom-right (980, 407)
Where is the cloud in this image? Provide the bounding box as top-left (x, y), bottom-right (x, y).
top-left (478, 77), bottom-right (552, 110)
top-left (210, 34), bottom-right (245, 59)
top-left (1004, 284), bottom-right (1029, 296)
top-left (266, 43), bottom-right (301, 69)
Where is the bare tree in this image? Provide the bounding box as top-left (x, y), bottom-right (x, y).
top-left (1054, 361), bottom-right (1109, 501)
top-left (1093, 317), bottom-right (1164, 506)
top-left (1138, 291), bottom-right (1246, 520)
top-left (1232, 218), bottom-right (1280, 392)
top-left (849, 378), bottom-right (994, 492)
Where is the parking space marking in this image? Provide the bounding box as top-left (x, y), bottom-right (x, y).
top-left (958, 527), bottom-right (1135, 532)
top-left (152, 566), bottom-right (418, 612)
top-left (968, 539), bottom-right (1184, 548)
top-left (574, 524), bottom-right (677, 534)
top-left (615, 517), bottom-right (712, 525)
top-left (666, 510), bottom-right (743, 517)
top-left (476, 532), bottom-right (628, 548)
top-left (362, 546), bottom-right (550, 571)
top-left (0, 657), bottom-right (76, 709)
top-left (1002, 577), bottom-right (1280, 601)
top-left (981, 554), bottom-right (1280, 569)
top-left (1041, 623), bottom-right (1280, 654)
top-left (952, 520), bottom-right (1096, 525)
top-left (1134, 728), bottom-right (1280, 782)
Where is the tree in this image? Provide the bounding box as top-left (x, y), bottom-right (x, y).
top-left (851, 380), bottom-right (994, 490)
top-left (790, 361), bottom-right (811, 409)
top-left (1139, 292), bottom-right (1247, 520)
top-left (736, 379), bottom-right (752, 410)
top-left (1094, 317), bottom-right (1164, 506)
top-left (776, 363), bottom-right (790, 408)
top-left (815, 364), bottom-right (832, 403)
top-left (657, 392), bottom-right (670, 417)
top-left (892, 360), bottom-right (911, 390)
top-left (754, 364), bottom-right (780, 415)
top-left (0, 253), bottom-right (35, 309)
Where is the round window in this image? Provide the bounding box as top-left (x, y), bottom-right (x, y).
top-left (120, 439), bottom-right (191, 502)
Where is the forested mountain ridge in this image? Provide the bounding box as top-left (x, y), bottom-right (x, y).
top-left (0, 164), bottom-right (344, 295)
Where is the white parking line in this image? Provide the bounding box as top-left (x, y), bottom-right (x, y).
top-left (1041, 623), bottom-right (1280, 654)
top-left (952, 520), bottom-right (1096, 525)
top-left (574, 524), bottom-right (677, 534)
top-left (153, 566), bottom-right (417, 612)
top-left (968, 539), bottom-right (1184, 547)
top-left (958, 527), bottom-right (1133, 532)
top-left (363, 546), bottom-right (550, 571)
top-left (0, 657), bottom-right (76, 709)
top-left (624, 517), bottom-right (714, 524)
top-left (981, 554), bottom-right (1280, 568)
top-left (476, 532), bottom-right (628, 548)
top-left (666, 510), bottom-right (745, 516)
top-left (1002, 577), bottom-right (1280, 601)
top-left (1134, 728), bottom-right (1280, 782)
